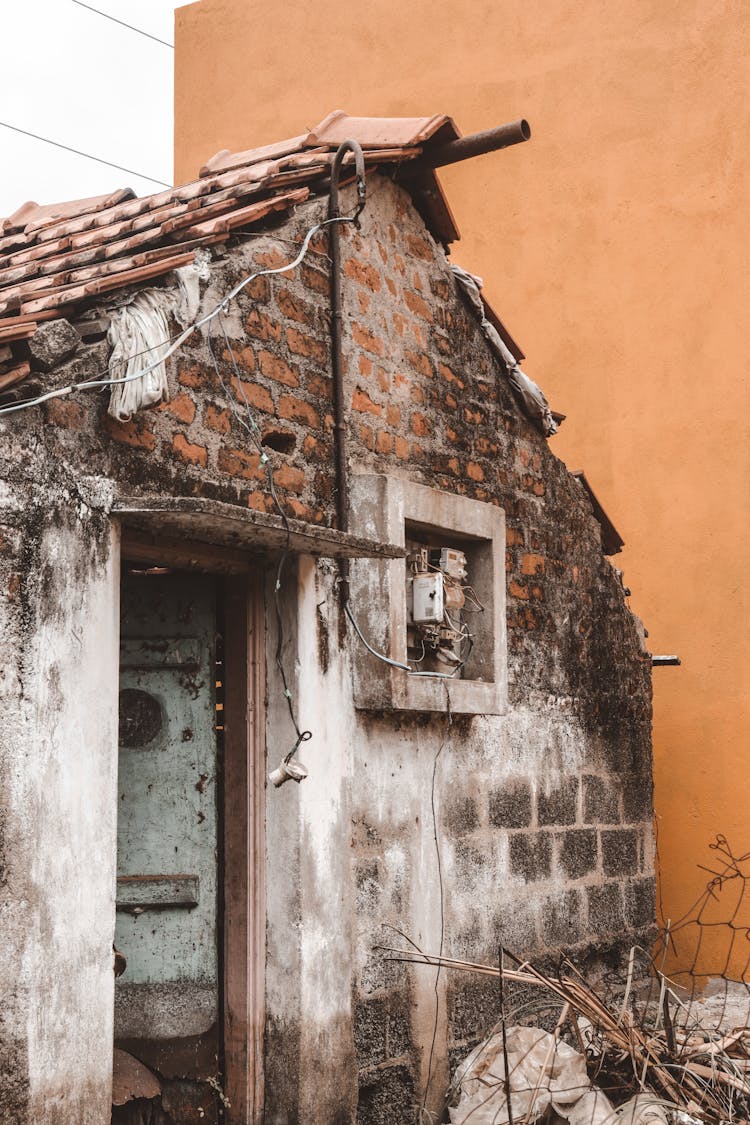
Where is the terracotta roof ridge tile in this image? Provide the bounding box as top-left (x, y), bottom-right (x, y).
top-left (199, 134), bottom-right (308, 178)
top-left (304, 110), bottom-right (458, 148)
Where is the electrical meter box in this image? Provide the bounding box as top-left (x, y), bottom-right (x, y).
top-left (411, 573), bottom-right (444, 624)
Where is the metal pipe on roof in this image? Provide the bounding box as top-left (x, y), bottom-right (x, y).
top-left (403, 119), bottom-right (531, 174)
top-left (652, 655), bottom-right (682, 667)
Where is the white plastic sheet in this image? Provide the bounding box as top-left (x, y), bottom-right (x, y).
top-left (450, 1026), bottom-right (612, 1125)
top-left (451, 264), bottom-right (559, 438)
top-left (107, 254), bottom-right (211, 422)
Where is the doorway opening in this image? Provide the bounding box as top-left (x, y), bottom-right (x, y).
top-left (113, 557), bottom-right (265, 1124)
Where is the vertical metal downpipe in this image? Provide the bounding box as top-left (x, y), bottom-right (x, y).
top-left (328, 139), bottom-right (366, 606)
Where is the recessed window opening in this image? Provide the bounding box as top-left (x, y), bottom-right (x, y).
top-left (405, 522), bottom-right (493, 683)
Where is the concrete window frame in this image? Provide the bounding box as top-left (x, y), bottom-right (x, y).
top-left (349, 474), bottom-right (507, 714)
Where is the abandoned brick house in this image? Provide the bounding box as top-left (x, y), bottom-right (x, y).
top-left (0, 112), bottom-right (654, 1125)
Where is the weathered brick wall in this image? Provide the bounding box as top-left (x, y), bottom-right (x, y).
top-left (0, 173), bottom-right (653, 1123)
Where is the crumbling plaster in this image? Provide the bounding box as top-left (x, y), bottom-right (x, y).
top-left (0, 486), bottom-right (119, 1123)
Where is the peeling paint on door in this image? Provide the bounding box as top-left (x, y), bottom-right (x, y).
top-left (115, 573), bottom-right (219, 1044)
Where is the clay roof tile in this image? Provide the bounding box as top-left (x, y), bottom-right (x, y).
top-left (0, 110), bottom-right (471, 347)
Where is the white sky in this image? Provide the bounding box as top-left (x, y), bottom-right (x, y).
top-left (0, 0), bottom-right (193, 219)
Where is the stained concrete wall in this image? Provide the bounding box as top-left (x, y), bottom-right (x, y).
top-left (0, 480), bottom-right (120, 1123)
top-left (174, 0), bottom-right (750, 985)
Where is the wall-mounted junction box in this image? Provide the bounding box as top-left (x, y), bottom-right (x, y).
top-left (348, 475), bottom-right (506, 715)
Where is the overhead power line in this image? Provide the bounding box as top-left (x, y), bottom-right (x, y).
top-left (70, 1), bottom-right (174, 48)
top-left (0, 121), bottom-right (171, 188)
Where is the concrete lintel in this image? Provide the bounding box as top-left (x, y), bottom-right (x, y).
top-left (113, 495), bottom-right (405, 561)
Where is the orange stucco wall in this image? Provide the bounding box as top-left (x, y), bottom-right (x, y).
top-left (174, 0), bottom-right (750, 979)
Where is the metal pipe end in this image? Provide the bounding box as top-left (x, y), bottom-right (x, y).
top-left (518, 119), bottom-right (531, 141)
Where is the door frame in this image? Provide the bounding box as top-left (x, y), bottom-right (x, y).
top-left (120, 533), bottom-right (266, 1124)
top-left (223, 574), bottom-right (266, 1124)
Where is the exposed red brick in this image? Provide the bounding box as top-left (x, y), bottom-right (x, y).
top-left (358, 354), bottom-right (374, 379)
top-left (300, 263), bottom-right (329, 295)
top-left (375, 430), bottom-right (393, 454)
top-left (438, 362), bottom-right (462, 386)
top-left (287, 326), bottom-right (327, 365)
top-left (231, 377), bottom-right (274, 414)
top-left (394, 435), bottom-right (409, 459)
top-left (204, 402), bottom-right (231, 434)
top-left (410, 384), bottom-right (426, 404)
top-left (509, 580), bottom-right (529, 600)
top-left (286, 498), bottom-right (315, 520)
top-left (172, 433), bottom-right (207, 467)
top-left (357, 291), bottom-right (371, 315)
top-left (277, 288), bottom-right (316, 326)
top-left (411, 412), bottom-right (429, 437)
top-left (405, 349), bottom-right (433, 379)
top-left (160, 392), bottom-right (196, 425)
top-left (255, 246), bottom-right (287, 269)
top-left (406, 232), bottom-right (434, 261)
top-left (392, 312), bottom-right (409, 337)
top-left (506, 527), bottom-right (524, 546)
top-left (352, 388), bottom-right (382, 417)
top-left (344, 258), bottom-right (382, 292)
top-left (243, 276), bottom-right (270, 303)
top-left (303, 375), bottom-right (329, 401)
top-left (352, 323), bottom-right (384, 357)
top-left (231, 346), bottom-right (255, 374)
top-left (385, 277), bottom-right (398, 297)
top-left (444, 392), bottom-right (457, 410)
top-left (278, 395), bottom-right (320, 428)
top-left (386, 404), bottom-right (401, 427)
top-left (377, 368), bottom-right (390, 393)
top-left (105, 416), bottom-right (155, 451)
top-left (377, 241), bottom-right (388, 264)
top-left (522, 553), bottom-right (546, 576)
top-left (258, 350), bottom-right (299, 387)
top-left (218, 446), bottom-right (264, 481)
top-left (403, 289), bottom-right (433, 322)
top-left (467, 461), bottom-right (485, 482)
top-left (245, 307), bottom-right (282, 343)
top-left (247, 490), bottom-right (275, 513)
top-left (7, 573), bottom-right (20, 600)
top-left (359, 424), bottom-right (374, 450)
top-left (302, 435), bottom-right (317, 456)
top-left (178, 364), bottom-right (211, 390)
top-left (273, 463), bottom-right (305, 493)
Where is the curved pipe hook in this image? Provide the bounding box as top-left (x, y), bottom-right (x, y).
top-left (328, 138), bottom-right (367, 225)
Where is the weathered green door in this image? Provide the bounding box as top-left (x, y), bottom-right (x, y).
top-left (115, 571), bottom-right (221, 1116)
